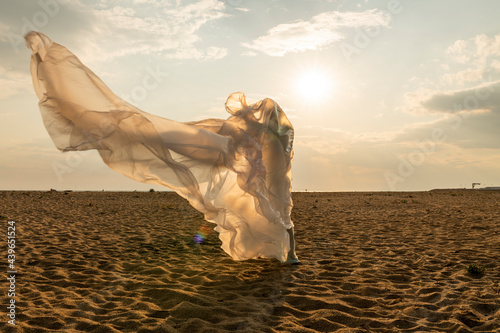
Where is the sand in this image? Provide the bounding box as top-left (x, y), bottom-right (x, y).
top-left (1, 190), bottom-right (499, 332)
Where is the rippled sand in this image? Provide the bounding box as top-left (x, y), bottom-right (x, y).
top-left (1, 190), bottom-right (499, 332)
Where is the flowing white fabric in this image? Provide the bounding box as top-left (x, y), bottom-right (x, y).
top-left (25, 32), bottom-right (295, 262)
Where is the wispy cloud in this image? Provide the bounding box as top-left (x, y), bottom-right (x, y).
top-left (441, 34), bottom-right (500, 86)
top-left (0, 0), bottom-right (230, 100)
top-left (0, 0), bottom-right (229, 62)
top-left (403, 33), bottom-right (500, 115)
top-left (74, 0), bottom-right (228, 61)
top-left (446, 34), bottom-right (500, 65)
top-left (242, 9), bottom-right (391, 56)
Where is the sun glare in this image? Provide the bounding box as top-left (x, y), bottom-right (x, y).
top-left (295, 70), bottom-right (335, 102)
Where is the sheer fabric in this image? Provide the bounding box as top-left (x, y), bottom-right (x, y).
top-left (25, 32), bottom-right (295, 262)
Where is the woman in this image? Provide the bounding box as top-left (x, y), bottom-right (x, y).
top-left (25, 31), bottom-right (299, 263)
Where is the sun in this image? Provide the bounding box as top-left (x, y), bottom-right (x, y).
top-left (295, 70), bottom-right (335, 102)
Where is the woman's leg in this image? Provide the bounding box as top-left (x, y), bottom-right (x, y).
top-left (285, 227), bottom-right (300, 264)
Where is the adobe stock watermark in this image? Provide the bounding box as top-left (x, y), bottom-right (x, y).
top-left (339, 0), bottom-right (407, 63)
top-left (122, 65), bottom-right (169, 107)
top-left (7, 0), bottom-right (70, 53)
top-left (384, 81), bottom-right (496, 190)
top-left (384, 129), bottom-right (447, 191)
top-left (7, 220), bottom-right (17, 326)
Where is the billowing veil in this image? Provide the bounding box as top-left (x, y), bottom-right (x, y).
top-left (25, 31), bottom-right (296, 262)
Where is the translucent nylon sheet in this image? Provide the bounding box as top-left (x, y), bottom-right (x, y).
top-left (25, 32), bottom-right (295, 262)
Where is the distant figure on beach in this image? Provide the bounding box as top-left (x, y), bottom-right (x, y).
top-left (25, 31), bottom-right (299, 264)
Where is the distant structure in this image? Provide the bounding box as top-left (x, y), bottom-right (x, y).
top-left (431, 183), bottom-right (500, 191)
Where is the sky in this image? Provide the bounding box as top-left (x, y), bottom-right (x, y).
top-left (1, 0), bottom-right (500, 191)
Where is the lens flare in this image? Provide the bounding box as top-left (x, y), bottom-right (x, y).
top-left (194, 225), bottom-right (212, 244)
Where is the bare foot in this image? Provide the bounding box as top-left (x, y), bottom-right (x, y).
top-left (284, 227), bottom-right (300, 264)
top-left (284, 255), bottom-right (300, 264)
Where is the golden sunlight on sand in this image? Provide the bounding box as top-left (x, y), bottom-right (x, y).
top-left (1, 190), bottom-right (499, 332)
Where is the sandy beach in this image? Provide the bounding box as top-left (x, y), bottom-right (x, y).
top-left (1, 190), bottom-right (499, 332)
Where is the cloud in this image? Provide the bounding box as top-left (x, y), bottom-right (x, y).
top-left (446, 34), bottom-right (500, 65)
top-left (441, 34), bottom-right (500, 86)
top-left (394, 77), bottom-right (500, 153)
top-left (293, 97), bottom-right (500, 190)
top-left (0, 0), bottom-right (229, 62)
top-left (75, 0), bottom-right (229, 61)
top-left (242, 9), bottom-right (391, 56)
top-left (403, 79), bottom-right (500, 116)
top-left (420, 81), bottom-right (500, 114)
top-left (403, 33), bottom-right (500, 116)
top-left (0, 0), bottom-right (230, 100)
top-left (295, 116), bottom-right (500, 190)
top-left (393, 81), bottom-right (500, 152)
